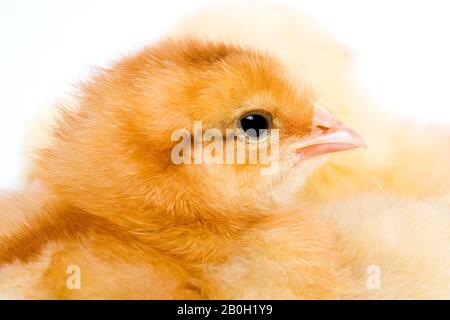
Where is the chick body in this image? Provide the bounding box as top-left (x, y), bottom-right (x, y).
top-left (1, 5), bottom-right (449, 299)
top-left (0, 39), bottom-right (351, 299)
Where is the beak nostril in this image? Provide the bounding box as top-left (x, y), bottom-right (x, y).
top-left (316, 125), bottom-right (331, 132)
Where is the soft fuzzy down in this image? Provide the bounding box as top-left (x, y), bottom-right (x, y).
top-left (0, 4), bottom-right (449, 299)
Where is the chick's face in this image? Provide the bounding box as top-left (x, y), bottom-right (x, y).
top-left (121, 40), bottom-right (365, 213)
top-left (38, 40), bottom-right (364, 222)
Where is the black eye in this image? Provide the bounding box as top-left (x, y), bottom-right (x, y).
top-left (238, 112), bottom-right (272, 139)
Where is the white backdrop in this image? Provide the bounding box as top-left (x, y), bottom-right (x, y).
top-left (1, 0), bottom-right (449, 189)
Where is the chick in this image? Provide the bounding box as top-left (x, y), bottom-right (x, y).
top-left (171, 4), bottom-right (450, 298)
top-left (0, 39), bottom-right (365, 299)
top-left (172, 4), bottom-right (450, 201)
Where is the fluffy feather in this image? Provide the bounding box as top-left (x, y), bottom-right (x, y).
top-left (170, 4), bottom-right (450, 298)
top-left (0, 38), bottom-right (352, 299)
top-left (1, 4), bottom-right (449, 299)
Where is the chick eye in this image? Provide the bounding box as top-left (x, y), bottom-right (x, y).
top-left (238, 111), bottom-right (272, 139)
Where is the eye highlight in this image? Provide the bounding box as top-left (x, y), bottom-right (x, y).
top-left (238, 111), bottom-right (272, 139)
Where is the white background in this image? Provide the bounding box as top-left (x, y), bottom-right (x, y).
top-left (1, 0), bottom-right (449, 189)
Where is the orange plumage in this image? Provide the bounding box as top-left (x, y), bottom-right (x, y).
top-left (0, 39), bottom-right (354, 299)
top-left (3, 5), bottom-right (449, 298)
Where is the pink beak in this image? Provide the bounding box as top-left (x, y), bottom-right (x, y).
top-left (294, 104), bottom-right (366, 159)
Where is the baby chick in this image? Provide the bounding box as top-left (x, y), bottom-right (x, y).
top-left (0, 39), bottom-right (365, 299)
top-left (171, 4), bottom-right (450, 299)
